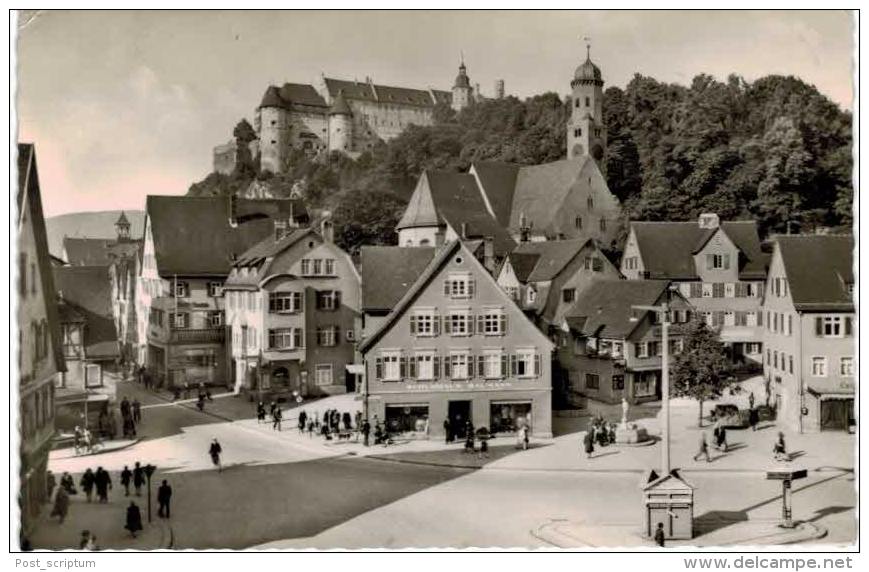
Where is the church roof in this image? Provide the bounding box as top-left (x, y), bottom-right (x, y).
top-left (116, 211), bottom-right (130, 226)
top-left (508, 156), bottom-right (591, 234)
top-left (454, 63), bottom-right (470, 89)
top-left (471, 161), bottom-right (519, 227)
top-left (574, 56), bottom-right (602, 83)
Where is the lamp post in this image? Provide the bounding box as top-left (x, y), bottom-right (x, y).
top-left (143, 464), bottom-right (156, 523)
top-left (632, 300), bottom-right (671, 475)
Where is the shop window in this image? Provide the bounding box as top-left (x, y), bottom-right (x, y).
top-left (315, 364), bottom-right (333, 386)
top-left (385, 405), bottom-right (429, 434)
top-left (490, 402), bottom-right (531, 434)
top-left (612, 375), bottom-right (625, 391)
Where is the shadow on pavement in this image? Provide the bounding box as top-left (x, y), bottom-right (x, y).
top-left (367, 441), bottom-right (550, 469)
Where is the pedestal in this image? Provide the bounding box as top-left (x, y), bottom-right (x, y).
top-left (616, 424), bottom-right (649, 444)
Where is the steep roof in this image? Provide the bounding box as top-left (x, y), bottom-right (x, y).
top-left (566, 279), bottom-right (670, 339)
top-left (471, 161), bottom-right (520, 227)
top-left (329, 91), bottom-right (352, 115)
top-left (322, 77), bottom-right (451, 107)
top-left (18, 143), bottom-right (66, 373)
top-left (360, 246), bottom-right (437, 312)
top-left (631, 221), bottom-right (768, 280)
top-left (226, 228), bottom-right (317, 287)
top-left (512, 238), bottom-right (593, 282)
top-left (508, 157), bottom-right (590, 233)
top-left (259, 83), bottom-right (328, 109)
top-left (53, 265), bottom-right (119, 358)
top-left (775, 235), bottom-right (854, 312)
top-left (505, 252), bottom-right (541, 283)
top-left (146, 196), bottom-right (304, 277)
top-left (63, 237), bottom-right (141, 266)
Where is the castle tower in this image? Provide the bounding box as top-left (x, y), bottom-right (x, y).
top-left (328, 90), bottom-right (353, 153)
top-left (568, 44), bottom-right (607, 167)
top-left (258, 86), bottom-right (289, 173)
top-left (115, 211), bottom-right (131, 242)
top-left (451, 59), bottom-right (473, 112)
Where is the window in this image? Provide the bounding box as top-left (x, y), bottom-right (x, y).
top-left (724, 283), bottom-right (735, 298)
top-left (317, 326), bottom-right (338, 347)
top-left (512, 350), bottom-right (539, 378)
top-left (789, 355), bottom-right (793, 374)
top-left (324, 259), bottom-right (335, 275)
top-left (706, 254), bottom-right (731, 270)
top-left (313, 259), bottom-right (323, 275)
top-left (209, 311), bottom-right (223, 327)
top-left (208, 282), bottom-right (223, 297)
top-left (174, 281), bottom-right (189, 297)
top-left (481, 351), bottom-right (506, 379)
top-left (689, 283), bottom-right (703, 298)
top-left (316, 290), bottom-right (341, 311)
top-left (816, 316), bottom-right (852, 338)
top-left (269, 291), bottom-right (302, 313)
top-left (415, 352), bottom-right (437, 380)
top-left (773, 351), bottom-right (779, 369)
top-left (444, 274), bottom-right (474, 299)
top-left (31, 263), bottom-right (37, 295)
top-left (585, 96), bottom-right (590, 107)
top-left (172, 312), bottom-right (189, 329)
top-left (811, 357), bottom-right (827, 377)
top-left (479, 309), bottom-right (507, 335)
top-left (712, 283), bottom-right (725, 298)
top-left (449, 352), bottom-right (470, 380)
top-left (301, 259), bottom-right (311, 275)
top-left (446, 310), bottom-right (471, 336)
top-left (562, 288), bottom-right (576, 303)
top-left (612, 375), bottom-right (625, 391)
top-left (599, 219), bottom-right (607, 233)
top-left (574, 128), bottom-right (582, 137)
top-left (587, 196), bottom-right (594, 209)
top-left (702, 283), bottom-right (713, 298)
top-left (624, 256), bottom-right (638, 270)
top-left (787, 314), bottom-right (793, 336)
top-left (670, 338), bottom-right (684, 354)
top-left (585, 373), bottom-right (600, 390)
top-left (575, 216), bottom-right (583, 229)
top-left (268, 327), bottom-right (303, 350)
top-left (527, 288), bottom-right (537, 304)
top-left (504, 286), bottom-right (519, 301)
top-left (410, 309), bottom-right (438, 337)
top-left (376, 351), bottom-right (401, 381)
top-left (636, 342), bottom-right (649, 358)
top-left (745, 343), bottom-right (761, 355)
top-left (840, 357), bottom-right (854, 377)
top-left (315, 364), bottom-right (333, 386)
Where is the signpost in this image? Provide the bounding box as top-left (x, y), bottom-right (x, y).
top-left (144, 464), bottom-right (157, 523)
top-left (766, 468), bottom-right (807, 528)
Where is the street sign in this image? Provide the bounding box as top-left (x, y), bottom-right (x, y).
top-left (766, 469), bottom-right (807, 480)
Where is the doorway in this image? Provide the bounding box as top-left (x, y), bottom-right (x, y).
top-left (448, 400), bottom-right (472, 439)
top-left (820, 399), bottom-right (854, 432)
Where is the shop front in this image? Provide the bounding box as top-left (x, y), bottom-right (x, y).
top-left (807, 380), bottom-right (855, 433)
top-left (630, 370), bottom-right (661, 403)
top-left (385, 404), bottom-right (430, 438)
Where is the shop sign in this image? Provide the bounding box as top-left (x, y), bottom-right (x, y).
top-left (403, 380), bottom-right (514, 391)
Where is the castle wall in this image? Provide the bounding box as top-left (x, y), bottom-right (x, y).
top-left (259, 107), bottom-right (291, 173)
top-left (287, 110), bottom-right (329, 154)
top-left (349, 100), bottom-right (435, 146)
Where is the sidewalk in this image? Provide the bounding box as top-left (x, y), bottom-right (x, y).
top-left (534, 518), bottom-right (827, 548)
top-left (50, 439), bottom-right (141, 461)
top-left (30, 492), bottom-right (171, 550)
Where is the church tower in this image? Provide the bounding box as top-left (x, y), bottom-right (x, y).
top-left (568, 44), bottom-right (607, 167)
top-left (451, 59), bottom-right (473, 112)
top-left (115, 211), bottom-right (131, 243)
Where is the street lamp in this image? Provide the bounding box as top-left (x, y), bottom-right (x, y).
top-left (143, 464), bottom-right (157, 523)
top-left (632, 300), bottom-right (671, 475)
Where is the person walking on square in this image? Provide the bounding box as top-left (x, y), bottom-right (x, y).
top-left (716, 424), bottom-right (728, 452)
top-left (443, 417), bottom-right (452, 444)
top-left (132, 399), bottom-right (142, 424)
top-left (298, 410), bottom-right (308, 434)
top-left (272, 406), bottom-right (283, 431)
top-left (749, 406), bottom-right (759, 432)
top-left (94, 467), bottom-right (112, 503)
top-left (51, 486), bottom-right (70, 524)
top-left (362, 418), bottom-right (371, 446)
top-left (256, 402), bottom-right (266, 424)
top-left (73, 426), bottom-right (83, 455)
top-left (157, 480), bottom-right (172, 519)
top-left (307, 419), bottom-right (314, 438)
top-left (773, 431), bottom-right (789, 461)
top-left (120, 397), bottom-right (131, 421)
top-left (60, 472), bottom-right (76, 495)
top-left (210, 438), bottom-right (223, 471)
top-left (120, 466), bottom-right (132, 496)
top-left (133, 462), bottom-right (145, 496)
top-left (46, 470), bottom-right (56, 503)
top-left (342, 411), bottom-right (352, 432)
top-left (125, 501), bottom-right (143, 538)
top-left (693, 432), bottom-right (711, 462)
top-left (583, 430), bottom-right (595, 459)
top-left (81, 468), bottom-right (96, 503)
top-left (654, 522), bottom-right (665, 547)
top-left (748, 391), bottom-right (755, 411)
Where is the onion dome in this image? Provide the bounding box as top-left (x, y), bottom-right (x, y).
top-left (329, 90), bottom-right (352, 116)
top-left (454, 62), bottom-right (471, 89)
top-left (574, 56), bottom-right (602, 83)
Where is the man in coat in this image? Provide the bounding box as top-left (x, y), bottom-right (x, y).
top-left (361, 419), bottom-right (371, 447)
top-left (120, 465), bottom-right (133, 496)
top-left (94, 467), bottom-right (112, 503)
top-left (125, 502), bottom-right (143, 538)
top-left (132, 462), bottom-right (145, 496)
top-left (157, 480), bottom-right (172, 519)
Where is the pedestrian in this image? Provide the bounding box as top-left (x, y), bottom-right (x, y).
top-left (85, 533), bottom-right (98, 551)
top-left (693, 432), bottom-right (711, 463)
top-left (196, 394), bottom-right (205, 412)
top-left (307, 419), bottom-right (314, 438)
top-left (314, 410), bottom-right (320, 430)
top-left (373, 423), bottom-right (383, 445)
top-left (94, 467), bottom-right (112, 503)
top-left (443, 417), bottom-right (452, 444)
top-left (133, 462), bottom-right (145, 496)
top-left (298, 409), bottom-right (308, 434)
top-left (120, 465), bottom-right (132, 496)
top-left (106, 410), bottom-right (118, 440)
top-left (132, 399), bottom-right (142, 424)
top-left (748, 391), bottom-right (755, 411)
top-left (583, 430), bottom-right (595, 459)
top-left (362, 418), bottom-right (371, 446)
top-left (79, 530), bottom-right (92, 550)
top-left (464, 429), bottom-right (475, 453)
top-left (749, 407), bottom-right (759, 432)
top-left (45, 470), bottom-right (56, 503)
top-left (269, 401), bottom-right (277, 420)
top-left (654, 522), bottom-right (665, 547)
top-left (272, 406), bottom-right (283, 431)
top-left (716, 424), bottom-right (728, 452)
top-left (80, 469), bottom-right (95, 502)
top-left (522, 425), bottom-right (530, 450)
top-left (51, 486), bottom-right (70, 524)
top-left (342, 411), bottom-right (352, 432)
top-left (123, 415), bottom-right (137, 439)
top-left (120, 397), bottom-right (131, 420)
top-left (608, 422), bottom-right (617, 445)
top-left (157, 480), bottom-right (172, 519)
top-left (125, 501), bottom-right (143, 538)
top-left (712, 421), bottom-right (721, 448)
top-left (209, 438), bottom-right (223, 471)
top-left (354, 411), bottom-right (362, 431)
top-left (60, 472), bottom-right (76, 495)
top-left (773, 431), bottom-right (789, 461)
top-left (73, 426), bottom-right (83, 455)
top-left (183, 381), bottom-right (190, 400)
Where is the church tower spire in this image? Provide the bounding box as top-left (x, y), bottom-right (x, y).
top-left (452, 54), bottom-right (473, 112)
top-left (567, 39), bottom-right (607, 169)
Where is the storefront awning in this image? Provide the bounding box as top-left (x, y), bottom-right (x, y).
top-left (345, 364), bottom-right (365, 375)
top-left (807, 379), bottom-right (854, 399)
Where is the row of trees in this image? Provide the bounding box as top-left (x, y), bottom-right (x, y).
top-left (188, 72), bottom-right (852, 255)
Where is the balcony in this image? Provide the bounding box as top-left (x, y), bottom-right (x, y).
top-left (170, 327), bottom-right (226, 345)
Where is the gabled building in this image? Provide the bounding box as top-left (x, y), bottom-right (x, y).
top-left (61, 212), bottom-right (141, 266)
top-left (762, 235), bottom-right (855, 433)
top-left (223, 221), bottom-right (361, 398)
top-left (620, 214), bottom-right (768, 367)
top-left (496, 238), bottom-right (622, 329)
top-left (17, 143), bottom-right (66, 536)
top-left (559, 280), bottom-right (693, 406)
top-left (136, 195), bottom-right (308, 388)
top-left (53, 265), bottom-right (120, 430)
top-left (359, 240), bottom-right (555, 439)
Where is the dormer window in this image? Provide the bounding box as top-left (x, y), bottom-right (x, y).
top-left (706, 254), bottom-right (731, 270)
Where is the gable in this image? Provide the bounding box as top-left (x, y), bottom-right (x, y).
top-left (508, 158), bottom-right (586, 234)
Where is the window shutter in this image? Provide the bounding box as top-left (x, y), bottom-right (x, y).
top-left (295, 292), bottom-right (303, 313)
top-left (399, 356), bottom-right (407, 379)
top-left (476, 314), bottom-right (484, 334)
top-left (500, 314), bottom-right (507, 335)
top-left (410, 315), bottom-right (417, 335)
top-left (433, 356), bottom-right (440, 379)
top-left (433, 315), bottom-right (440, 336)
top-left (510, 354), bottom-right (518, 376)
top-left (375, 358), bottom-right (383, 381)
top-left (845, 317), bottom-right (853, 336)
top-left (315, 291), bottom-right (322, 310)
top-left (444, 316), bottom-right (452, 334)
top-left (706, 254), bottom-right (713, 270)
top-left (443, 279), bottom-right (450, 296)
top-left (408, 356), bottom-right (417, 379)
top-left (334, 290), bottom-right (341, 310)
top-left (501, 354), bottom-right (508, 378)
top-left (477, 355), bottom-right (484, 378)
top-left (468, 279), bottom-right (476, 298)
top-left (534, 354), bottom-right (541, 377)
top-left (815, 317), bottom-right (823, 336)
top-left (444, 355), bottom-right (451, 378)
top-left (723, 254), bottom-right (730, 270)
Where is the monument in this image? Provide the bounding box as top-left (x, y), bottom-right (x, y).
top-left (615, 398), bottom-right (650, 445)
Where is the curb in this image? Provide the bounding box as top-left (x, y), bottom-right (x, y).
top-left (51, 438), bottom-right (142, 460)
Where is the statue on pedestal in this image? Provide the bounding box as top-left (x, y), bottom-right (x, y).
top-left (621, 398), bottom-right (630, 428)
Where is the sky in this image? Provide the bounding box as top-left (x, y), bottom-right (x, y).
top-left (14, 10), bottom-right (855, 217)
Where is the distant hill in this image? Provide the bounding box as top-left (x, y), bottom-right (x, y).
top-left (45, 210), bottom-right (145, 258)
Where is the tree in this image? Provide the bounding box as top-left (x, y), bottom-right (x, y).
top-left (331, 186), bottom-right (407, 257)
top-left (670, 318), bottom-right (731, 427)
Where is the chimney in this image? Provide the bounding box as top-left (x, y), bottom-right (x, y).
top-left (483, 236), bottom-right (495, 274)
top-left (321, 218), bottom-right (334, 243)
top-left (519, 212), bottom-right (530, 243)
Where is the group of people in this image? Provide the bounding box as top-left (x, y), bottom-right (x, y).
top-left (119, 396), bottom-right (142, 439)
top-left (256, 402), bottom-right (284, 430)
top-left (582, 415), bottom-right (617, 459)
top-left (72, 426), bottom-right (100, 455)
top-left (135, 365), bottom-right (157, 390)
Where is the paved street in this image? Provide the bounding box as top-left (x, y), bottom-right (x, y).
top-left (34, 379), bottom-right (856, 550)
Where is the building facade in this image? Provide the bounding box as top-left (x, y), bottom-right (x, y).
top-left (224, 223), bottom-right (361, 398)
top-left (359, 241), bottom-right (555, 439)
top-left (620, 214), bottom-right (767, 367)
top-left (762, 235), bottom-right (855, 433)
top-left (17, 143), bottom-right (66, 537)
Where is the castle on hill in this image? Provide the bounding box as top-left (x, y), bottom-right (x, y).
top-left (214, 61), bottom-right (505, 174)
